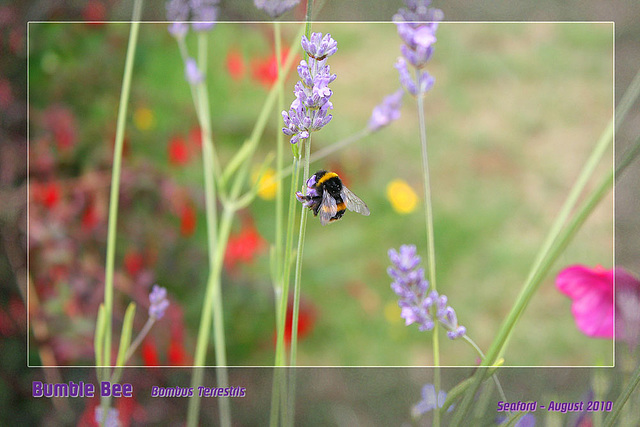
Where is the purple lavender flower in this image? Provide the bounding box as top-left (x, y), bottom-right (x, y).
top-left (168, 23), bottom-right (189, 39)
top-left (190, 0), bottom-right (219, 31)
top-left (185, 58), bottom-right (204, 85)
top-left (254, 0), bottom-right (300, 18)
top-left (368, 89), bottom-right (404, 131)
top-left (149, 285), bottom-right (170, 320)
top-left (94, 407), bottom-right (120, 427)
top-left (432, 291), bottom-right (466, 339)
top-left (282, 32), bottom-right (337, 147)
top-left (412, 384), bottom-right (448, 418)
top-left (395, 58), bottom-right (417, 96)
top-left (167, 0), bottom-right (189, 21)
top-left (388, 245), bottom-right (465, 339)
top-left (393, 0), bottom-right (442, 96)
top-left (165, 0), bottom-right (219, 34)
top-left (295, 173), bottom-right (321, 209)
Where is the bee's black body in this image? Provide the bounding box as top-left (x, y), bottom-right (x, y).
top-left (298, 170), bottom-right (370, 225)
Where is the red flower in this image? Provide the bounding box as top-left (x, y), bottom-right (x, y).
top-left (251, 49), bottom-right (296, 88)
top-left (224, 220), bottom-right (266, 271)
top-left (275, 295), bottom-right (317, 347)
top-left (0, 309), bottom-right (13, 336)
top-left (141, 339), bottom-right (160, 366)
top-left (41, 182), bottom-right (60, 209)
top-left (124, 250), bottom-right (144, 277)
top-left (180, 203), bottom-right (197, 237)
top-left (226, 48), bottom-right (245, 81)
top-left (43, 105), bottom-right (77, 150)
top-left (168, 135), bottom-right (190, 166)
top-left (0, 78), bottom-right (12, 110)
top-left (82, 0), bottom-right (107, 23)
top-left (81, 200), bottom-right (100, 232)
top-left (168, 339), bottom-right (189, 365)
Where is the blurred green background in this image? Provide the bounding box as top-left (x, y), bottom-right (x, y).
top-left (27, 21), bottom-right (613, 368)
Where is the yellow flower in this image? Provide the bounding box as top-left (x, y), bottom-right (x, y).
top-left (133, 107), bottom-right (155, 131)
top-left (386, 178), bottom-right (418, 214)
top-left (252, 167), bottom-right (278, 200)
top-left (384, 301), bottom-right (402, 324)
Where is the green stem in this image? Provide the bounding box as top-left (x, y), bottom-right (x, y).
top-left (604, 361), bottom-right (640, 426)
top-left (184, 30), bottom-right (231, 427)
top-left (103, 0), bottom-right (142, 369)
top-left (275, 157), bottom-right (301, 366)
top-left (304, 0), bottom-right (313, 50)
top-left (615, 67), bottom-right (640, 131)
top-left (461, 335), bottom-right (509, 411)
top-left (288, 9), bottom-right (314, 421)
top-left (273, 20), bottom-right (286, 348)
top-left (197, 33), bottom-right (219, 272)
top-left (290, 139), bottom-right (311, 367)
top-left (287, 142), bottom-right (309, 427)
top-left (270, 20), bottom-right (288, 427)
top-left (308, 128), bottom-right (370, 164)
top-left (124, 317), bottom-right (154, 362)
top-left (100, 2), bottom-right (143, 424)
top-left (187, 207), bottom-right (234, 427)
top-left (416, 75), bottom-right (440, 426)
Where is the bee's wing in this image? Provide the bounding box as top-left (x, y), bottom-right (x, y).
top-left (319, 190), bottom-right (338, 226)
top-left (341, 186), bottom-right (370, 216)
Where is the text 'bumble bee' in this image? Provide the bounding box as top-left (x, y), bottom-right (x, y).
top-left (296, 170), bottom-right (370, 225)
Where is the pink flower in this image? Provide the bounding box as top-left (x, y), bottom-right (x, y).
top-left (556, 265), bottom-right (640, 350)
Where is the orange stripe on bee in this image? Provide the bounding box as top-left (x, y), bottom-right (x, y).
top-left (317, 172), bottom-right (339, 185)
top-left (322, 202), bottom-right (345, 213)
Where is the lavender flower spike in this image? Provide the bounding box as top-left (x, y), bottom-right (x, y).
top-left (165, 0), bottom-right (219, 34)
top-left (185, 58), bottom-right (204, 85)
top-left (282, 32), bottom-right (338, 146)
top-left (412, 384), bottom-right (447, 418)
top-left (254, 0), bottom-right (300, 18)
top-left (393, 0), bottom-right (442, 96)
top-left (149, 285), bottom-right (170, 320)
top-left (432, 290), bottom-right (467, 339)
top-left (387, 245), bottom-right (434, 331)
top-left (387, 245), bottom-right (466, 339)
top-left (166, 0), bottom-right (189, 38)
top-left (190, 0), bottom-right (219, 31)
top-left (368, 89), bottom-right (404, 131)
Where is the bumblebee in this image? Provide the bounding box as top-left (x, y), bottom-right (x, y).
top-left (296, 170), bottom-right (370, 225)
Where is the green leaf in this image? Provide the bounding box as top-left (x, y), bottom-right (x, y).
top-left (94, 304), bottom-right (106, 367)
top-left (115, 303), bottom-right (136, 367)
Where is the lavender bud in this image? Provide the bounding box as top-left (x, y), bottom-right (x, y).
top-left (395, 58), bottom-right (417, 96)
top-left (95, 407), bottom-right (121, 427)
top-left (368, 89), bottom-right (404, 131)
top-left (254, 0), bottom-right (300, 18)
top-left (387, 245), bottom-right (466, 339)
top-left (185, 58), bottom-right (204, 85)
top-left (190, 0), bottom-right (219, 31)
top-left (149, 285), bottom-right (170, 320)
